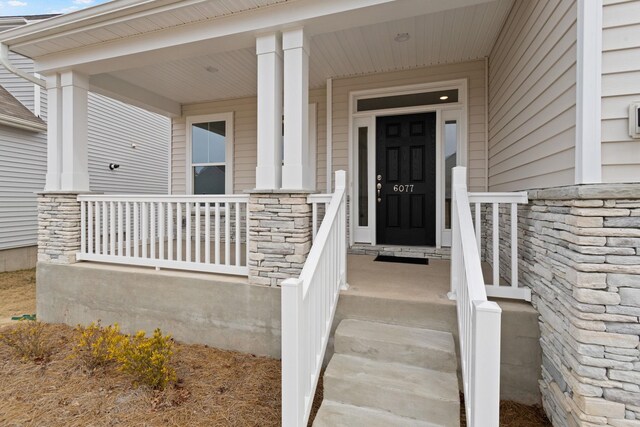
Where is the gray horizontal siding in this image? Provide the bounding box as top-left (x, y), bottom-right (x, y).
top-left (0, 54), bottom-right (170, 250)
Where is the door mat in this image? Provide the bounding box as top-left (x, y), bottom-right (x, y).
top-left (374, 255), bottom-right (429, 265)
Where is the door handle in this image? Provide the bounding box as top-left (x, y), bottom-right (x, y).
top-left (376, 183), bottom-right (382, 190)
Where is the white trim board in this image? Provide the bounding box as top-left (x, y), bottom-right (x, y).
top-left (348, 78), bottom-right (468, 248)
top-left (575, 0), bottom-right (603, 184)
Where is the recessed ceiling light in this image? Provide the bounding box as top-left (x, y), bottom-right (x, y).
top-left (204, 66), bottom-right (219, 73)
top-left (394, 33), bottom-right (410, 43)
top-left (440, 95), bottom-right (449, 100)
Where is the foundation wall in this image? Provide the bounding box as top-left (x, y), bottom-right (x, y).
top-left (0, 245), bottom-right (37, 272)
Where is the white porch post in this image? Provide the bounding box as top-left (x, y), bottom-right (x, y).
top-left (282, 28), bottom-right (310, 190)
top-left (60, 70), bottom-right (90, 192)
top-left (255, 33), bottom-right (283, 190)
top-left (44, 73), bottom-right (62, 191)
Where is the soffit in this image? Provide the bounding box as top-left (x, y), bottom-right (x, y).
top-left (107, 0), bottom-right (512, 104)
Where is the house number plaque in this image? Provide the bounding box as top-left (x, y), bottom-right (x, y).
top-left (392, 184), bottom-right (414, 193)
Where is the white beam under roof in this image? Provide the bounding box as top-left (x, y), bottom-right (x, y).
top-left (7, 0), bottom-right (495, 75)
top-left (89, 74), bottom-right (181, 117)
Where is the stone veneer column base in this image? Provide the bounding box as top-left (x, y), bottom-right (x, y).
top-left (502, 184), bottom-right (640, 427)
top-left (37, 192), bottom-right (82, 264)
top-left (248, 191), bottom-right (313, 287)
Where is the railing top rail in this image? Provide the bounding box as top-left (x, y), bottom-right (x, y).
top-left (77, 194), bottom-right (250, 202)
top-left (468, 192), bottom-right (528, 204)
top-left (307, 194), bottom-right (332, 203)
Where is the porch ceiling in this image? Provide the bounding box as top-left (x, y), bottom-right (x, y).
top-left (104, 0), bottom-right (512, 105)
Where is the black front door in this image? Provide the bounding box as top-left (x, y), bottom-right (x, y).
top-left (376, 112), bottom-right (436, 246)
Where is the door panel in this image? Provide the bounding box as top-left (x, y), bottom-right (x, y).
top-left (376, 112), bottom-right (436, 246)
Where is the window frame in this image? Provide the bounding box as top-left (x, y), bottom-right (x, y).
top-left (185, 112), bottom-right (234, 195)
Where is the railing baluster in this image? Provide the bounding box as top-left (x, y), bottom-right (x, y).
top-left (215, 202), bottom-right (220, 265)
top-left (176, 203), bottom-right (182, 262)
top-left (235, 202), bottom-right (241, 266)
top-left (142, 202), bottom-right (148, 258)
top-left (125, 202), bottom-right (131, 257)
top-left (117, 202), bottom-right (123, 256)
top-left (492, 202), bottom-right (499, 287)
top-left (94, 201), bottom-right (101, 254)
top-left (312, 203), bottom-right (318, 240)
top-left (150, 202), bottom-right (156, 260)
top-left (167, 203), bottom-right (173, 261)
top-left (475, 202), bottom-right (481, 255)
top-left (133, 202), bottom-right (139, 258)
top-left (195, 201), bottom-right (201, 263)
top-left (87, 202), bottom-right (93, 255)
top-left (510, 203), bottom-right (518, 289)
top-left (205, 202), bottom-right (211, 264)
top-left (102, 201), bottom-right (108, 255)
top-left (225, 202), bottom-right (231, 266)
top-left (80, 201), bottom-right (86, 254)
top-left (110, 201), bottom-right (116, 256)
top-left (159, 202), bottom-right (165, 262)
top-left (186, 202), bottom-right (191, 262)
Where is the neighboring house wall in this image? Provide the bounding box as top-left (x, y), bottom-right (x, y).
top-left (488, 0), bottom-right (578, 191)
top-left (0, 53), bottom-right (170, 270)
top-left (172, 60), bottom-right (486, 194)
top-left (601, 0), bottom-right (640, 183)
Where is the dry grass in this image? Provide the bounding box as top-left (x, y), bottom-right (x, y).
top-left (0, 269), bottom-right (36, 326)
top-left (0, 323), bottom-right (281, 427)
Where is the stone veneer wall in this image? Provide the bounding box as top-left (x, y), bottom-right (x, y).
top-left (488, 184), bottom-right (640, 426)
top-left (248, 192), bottom-right (312, 287)
top-left (37, 193), bottom-right (82, 265)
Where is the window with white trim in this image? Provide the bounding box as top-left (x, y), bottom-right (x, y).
top-left (187, 113), bottom-right (233, 194)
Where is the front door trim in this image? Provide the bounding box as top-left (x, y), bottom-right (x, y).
top-left (348, 79), bottom-right (468, 248)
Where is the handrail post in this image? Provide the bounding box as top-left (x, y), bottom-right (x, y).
top-left (281, 277), bottom-right (303, 427)
top-left (471, 300), bottom-right (502, 426)
top-left (449, 167), bottom-right (466, 300)
top-left (335, 171), bottom-right (347, 289)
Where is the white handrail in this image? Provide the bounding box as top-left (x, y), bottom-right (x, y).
top-left (450, 167), bottom-right (502, 427)
top-left (77, 194), bottom-right (250, 275)
top-left (281, 171), bottom-right (347, 427)
top-left (307, 193), bottom-right (332, 240)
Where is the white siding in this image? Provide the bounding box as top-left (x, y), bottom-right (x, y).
top-left (172, 62), bottom-right (486, 194)
top-left (0, 52), bottom-right (35, 112)
top-left (173, 89), bottom-right (327, 194)
top-left (0, 55), bottom-right (170, 251)
top-left (488, 0), bottom-right (578, 191)
top-left (601, 0), bottom-right (640, 183)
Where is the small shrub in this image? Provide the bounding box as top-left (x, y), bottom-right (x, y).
top-left (73, 322), bottom-right (125, 370)
top-left (116, 328), bottom-right (177, 390)
top-left (0, 320), bottom-right (52, 362)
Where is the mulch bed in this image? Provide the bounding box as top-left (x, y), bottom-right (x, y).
top-left (0, 323), bottom-right (281, 426)
top-left (0, 269), bottom-right (36, 326)
top-left (460, 393), bottom-right (551, 426)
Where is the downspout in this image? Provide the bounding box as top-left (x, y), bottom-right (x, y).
top-left (0, 43), bottom-right (46, 88)
top-left (326, 78), bottom-right (332, 193)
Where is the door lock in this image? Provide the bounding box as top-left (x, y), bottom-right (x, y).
top-left (377, 174), bottom-right (382, 181)
top-left (376, 183), bottom-right (382, 190)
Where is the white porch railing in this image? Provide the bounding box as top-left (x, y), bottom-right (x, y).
top-left (307, 193), bottom-right (331, 240)
top-left (281, 171), bottom-right (347, 427)
top-left (77, 195), bottom-right (249, 275)
top-left (450, 166), bottom-right (502, 427)
top-left (468, 191), bottom-right (530, 301)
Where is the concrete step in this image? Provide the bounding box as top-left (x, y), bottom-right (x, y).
top-left (334, 319), bottom-right (457, 372)
top-left (313, 400), bottom-right (443, 427)
top-left (324, 354), bottom-right (460, 426)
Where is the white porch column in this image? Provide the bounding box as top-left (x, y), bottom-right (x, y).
top-left (282, 28), bottom-right (311, 190)
top-left (44, 73), bottom-right (62, 191)
top-left (255, 33), bottom-right (283, 190)
top-left (60, 70), bottom-right (90, 192)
